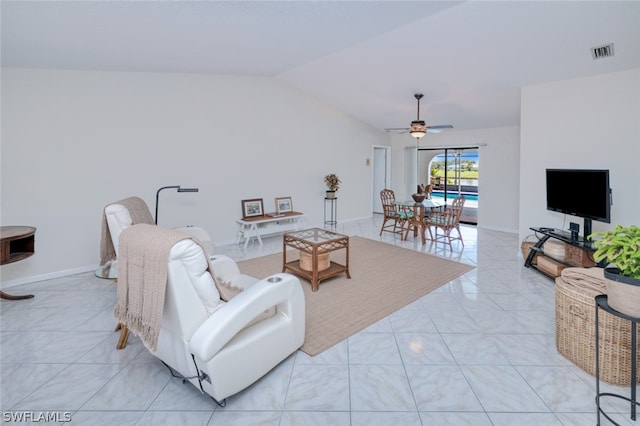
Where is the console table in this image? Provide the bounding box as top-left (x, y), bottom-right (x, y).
top-left (1, 226), bottom-right (36, 300)
top-left (236, 212), bottom-right (305, 249)
top-left (524, 227), bottom-right (600, 278)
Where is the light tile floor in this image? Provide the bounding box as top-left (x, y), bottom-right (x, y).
top-left (1, 216), bottom-right (637, 425)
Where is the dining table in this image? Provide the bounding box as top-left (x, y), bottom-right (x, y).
top-left (395, 199), bottom-right (445, 243)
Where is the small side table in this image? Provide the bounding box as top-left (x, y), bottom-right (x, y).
top-left (1, 226), bottom-right (37, 300)
top-left (324, 197), bottom-right (337, 227)
top-left (595, 294), bottom-right (639, 425)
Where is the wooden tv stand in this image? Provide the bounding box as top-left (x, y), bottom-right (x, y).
top-left (524, 227), bottom-right (600, 278)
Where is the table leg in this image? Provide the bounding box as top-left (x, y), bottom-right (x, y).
top-left (0, 291), bottom-right (34, 300)
top-left (312, 247), bottom-right (319, 292)
top-left (244, 225), bottom-right (251, 249)
top-left (345, 239), bottom-right (351, 279)
top-left (282, 238), bottom-right (287, 272)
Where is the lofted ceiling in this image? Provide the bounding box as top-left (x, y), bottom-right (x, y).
top-left (2, 1), bottom-right (640, 133)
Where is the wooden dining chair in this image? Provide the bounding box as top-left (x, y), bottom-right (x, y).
top-left (379, 189), bottom-right (412, 237)
top-left (424, 195), bottom-right (466, 249)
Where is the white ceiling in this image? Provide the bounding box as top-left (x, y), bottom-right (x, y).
top-left (3, 1), bottom-right (640, 133)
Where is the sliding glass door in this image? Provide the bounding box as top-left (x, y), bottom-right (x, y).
top-left (417, 147), bottom-right (479, 224)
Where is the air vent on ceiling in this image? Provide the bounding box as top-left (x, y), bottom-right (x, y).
top-left (591, 43), bottom-right (614, 60)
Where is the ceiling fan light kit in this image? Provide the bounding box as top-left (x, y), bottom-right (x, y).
top-left (410, 120), bottom-right (426, 139)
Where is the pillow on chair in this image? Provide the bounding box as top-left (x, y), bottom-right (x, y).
top-left (213, 277), bottom-right (244, 302)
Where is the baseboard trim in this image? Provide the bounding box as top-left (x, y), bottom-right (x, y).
top-left (477, 224), bottom-right (518, 234)
top-left (1, 265), bottom-right (98, 288)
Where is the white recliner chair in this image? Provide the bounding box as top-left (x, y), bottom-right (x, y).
top-left (101, 198), bottom-right (215, 349)
top-left (119, 226), bottom-right (305, 405)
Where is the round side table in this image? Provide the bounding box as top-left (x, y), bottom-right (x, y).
top-left (595, 294), bottom-right (639, 425)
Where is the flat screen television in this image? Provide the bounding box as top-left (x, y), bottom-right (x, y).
top-left (546, 168), bottom-right (611, 237)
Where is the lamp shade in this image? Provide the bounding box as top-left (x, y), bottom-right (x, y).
top-left (410, 120), bottom-right (426, 139)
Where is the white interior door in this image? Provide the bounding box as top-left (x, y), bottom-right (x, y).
top-left (372, 147), bottom-right (389, 213)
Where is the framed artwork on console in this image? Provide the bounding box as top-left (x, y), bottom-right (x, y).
top-left (242, 198), bottom-right (264, 219)
top-left (275, 197), bottom-right (293, 214)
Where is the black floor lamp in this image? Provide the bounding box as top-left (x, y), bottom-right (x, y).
top-left (155, 185), bottom-right (199, 225)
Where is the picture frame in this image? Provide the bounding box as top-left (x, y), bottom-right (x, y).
top-left (275, 197), bottom-right (293, 214)
top-left (241, 198), bottom-right (264, 219)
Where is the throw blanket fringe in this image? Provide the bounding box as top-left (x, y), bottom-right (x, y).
top-left (100, 197), bottom-right (155, 266)
top-left (114, 223), bottom-right (213, 351)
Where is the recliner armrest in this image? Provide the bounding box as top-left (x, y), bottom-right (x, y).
top-left (189, 273), bottom-right (304, 360)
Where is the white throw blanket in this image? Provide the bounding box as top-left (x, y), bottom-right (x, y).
top-left (99, 196), bottom-right (155, 266)
top-left (113, 224), bottom-right (210, 351)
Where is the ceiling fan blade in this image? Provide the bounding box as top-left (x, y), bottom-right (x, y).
top-left (384, 127), bottom-right (410, 135)
top-left (426, 124), bottom-right (454, 134)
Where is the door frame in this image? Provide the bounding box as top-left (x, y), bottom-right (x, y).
top-left (371, 146), bottom-right (391, 214)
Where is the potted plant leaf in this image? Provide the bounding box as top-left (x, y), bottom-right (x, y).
top-left (589, 224), bottom-right (640, 316)
top-left (324, 174), bottom-right (341, 198)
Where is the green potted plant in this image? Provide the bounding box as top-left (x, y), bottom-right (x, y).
top-left (324, 173), bottom-right (341, 198)
top-left (589, 224), bottom-right (640, 316)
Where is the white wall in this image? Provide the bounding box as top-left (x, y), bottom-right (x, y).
top-left (390, 127), bottom-right (521, 234)
top-left (519, 68), bottom-right (640, 241)
top-left (1, 68), bottom-right (388, 284)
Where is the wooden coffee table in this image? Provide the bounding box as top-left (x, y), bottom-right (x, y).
top-left (282, 228), bottom-right (350, 292)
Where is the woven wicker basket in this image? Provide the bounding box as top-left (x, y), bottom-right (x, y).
top-left (555, 275), bottom-right (640, 385)
top-left (299, 251), bottom-right (330, 272)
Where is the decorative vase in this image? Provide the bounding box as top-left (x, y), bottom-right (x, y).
top-left (604, 267), bottom-right (640, 317)
top-left (411, 193), bottom-right (426, 203)
top-left (326, 190), bottom-right (336, 199)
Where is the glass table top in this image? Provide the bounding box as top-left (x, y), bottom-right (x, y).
top-left (285, 228), bottom-right (347, 243)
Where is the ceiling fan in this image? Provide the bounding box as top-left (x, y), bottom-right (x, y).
top-left (385, 93), bottom-right (453, 139)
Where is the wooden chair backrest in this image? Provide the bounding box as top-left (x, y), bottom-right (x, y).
top-left (449, 196), bottom-right (466, 222)
top-left (380, 189), bottom-right (397, 217)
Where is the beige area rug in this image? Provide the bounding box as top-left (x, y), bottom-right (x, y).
top-left (237, 236), bottom-right (475, 356)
